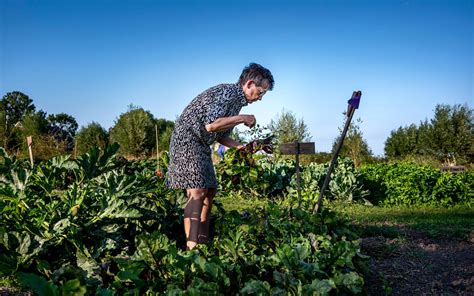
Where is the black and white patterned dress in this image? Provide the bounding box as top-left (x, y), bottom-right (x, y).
top-left (167, 83), bottom-right (248, 189)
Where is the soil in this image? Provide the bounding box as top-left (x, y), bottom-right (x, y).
top-left (361, 228), bottom-right (474, 296)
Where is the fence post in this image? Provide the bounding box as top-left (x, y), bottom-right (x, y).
top-left (155, 124), bottom-right (160, 172)
top-left (27, 136), bottom-right (34, 167)
top-left (313, 91), bottom-right (361, 214)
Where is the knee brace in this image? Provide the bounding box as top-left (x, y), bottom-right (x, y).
top-left (184, 197), bottom-right (203, 243)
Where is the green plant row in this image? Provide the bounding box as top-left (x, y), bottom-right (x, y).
top-left (0, 146), bottom-right (367, 295)
top-left (216, 149), bottom-right (472, 207)
top-left (360, 162), bottom-right (473, 207)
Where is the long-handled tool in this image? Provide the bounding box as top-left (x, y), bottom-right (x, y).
top-left (313, 91), bottom-right (362, 214)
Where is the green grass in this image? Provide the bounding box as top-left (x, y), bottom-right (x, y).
top-left (328, 202), bottom-right (474, 239)
top-left (215, 191), bottom-right (268, 213)
top-left (216, 194), bottom-right (474, 239)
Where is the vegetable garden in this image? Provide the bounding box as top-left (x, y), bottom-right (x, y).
top-left (0, 144), bottom-right (472, 295)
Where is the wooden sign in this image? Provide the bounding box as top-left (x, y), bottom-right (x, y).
top-left (279, 142), bottom-right (315, 208)
top-left (441, 166), bottom-right (466, 173)
top-left (280, 142), bottom-right (315, 155)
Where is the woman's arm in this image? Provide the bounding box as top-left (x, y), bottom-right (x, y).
top-left (205, 114), bottom-right (256, 133)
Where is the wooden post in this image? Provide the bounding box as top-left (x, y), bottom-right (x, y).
top-left (74, 139), bottom-right (77, 159)
top-left (313, 90), bottom-right (361, 214)
top-left (280, 142), bottom-right (315, 207)
top-left (27, 136), bottom-right (34, 167)
top-left (295, 142), bottom-right (301, 206)
top-left (155, 124), bottom-right (160, 171)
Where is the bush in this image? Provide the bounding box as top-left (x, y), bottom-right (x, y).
top-left (109, 105), bottom-right (155, 158)
top-left (18, 134), bottom-right (68, 162)
top-left (360, 162), bottom-right (473, 207)
top-left (75, 122), bottom-right (109, 156)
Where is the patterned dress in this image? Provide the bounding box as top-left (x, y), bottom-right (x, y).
top-left (167, 83), bottom-right (248, 189)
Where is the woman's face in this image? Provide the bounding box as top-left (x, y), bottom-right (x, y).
top-left (243, 80), bottom-right (268, 104)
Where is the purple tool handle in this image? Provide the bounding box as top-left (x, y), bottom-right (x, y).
top-left (347, 91), bottom-right (361, 109)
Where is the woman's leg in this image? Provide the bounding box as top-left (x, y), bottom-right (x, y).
top-left (198, 188), bottom-right (217, 244)
top-left (184, 188), bottom-right (207, 250)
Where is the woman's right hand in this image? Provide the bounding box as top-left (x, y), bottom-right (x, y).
top-left (241, 114), bottom-right (256, 127)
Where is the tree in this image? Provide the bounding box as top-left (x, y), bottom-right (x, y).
top-left (75, 122), bottom-right (109, 156)
top-left (332, 117), bottom-right (372, 166)
top-left (155, 118), bottom-right (174, 153)
top-left (17, 110), bottom-right (68, 161)
top-left (109, 105), bottom-right (156, 157)
top-left (384, 103), bottom-right (473, 164)
top-left (18, 110), bottom-right (49, 148)
top-left (427, 104), bottom-right (473, 163)
top-left (0, 91), bottom-right (36, 150)
top-left (0, 108), bottom-right (6, 148)
top-left (47, 113), bottom-right (78, 151)
top-left (384, 124), bottom-right (419, 158)
top-left (269, 109), bottom-right (311, 147)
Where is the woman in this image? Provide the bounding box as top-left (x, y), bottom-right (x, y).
top-left (167, 63), bottom-right (274, 250)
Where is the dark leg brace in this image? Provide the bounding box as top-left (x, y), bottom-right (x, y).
top-left (198, 221), bottom-right (209, 244)
top-left (184, 196), bottom-right (203, 244)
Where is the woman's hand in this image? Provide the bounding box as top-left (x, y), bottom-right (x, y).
top-left (240, 114), bottom-right (256, 128)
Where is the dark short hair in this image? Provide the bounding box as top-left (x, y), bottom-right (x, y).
top-left (238, 63), bottom-right (274, 91)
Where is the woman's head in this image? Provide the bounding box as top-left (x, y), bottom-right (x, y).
top-left (239, 63), bottom-right (274, 103)
top-left (238, 63), bottom-right (274, 91)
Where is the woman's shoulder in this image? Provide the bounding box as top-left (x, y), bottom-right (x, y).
top-left (204, 83), bottom-right (238, 93)
top-left (196, 83), bottom-right (238, 100)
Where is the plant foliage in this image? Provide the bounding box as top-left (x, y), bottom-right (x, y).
top-left (0, 146), bottom-right (367, 295)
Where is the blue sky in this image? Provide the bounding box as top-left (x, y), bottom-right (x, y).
top-left (1, 0), bottom-right (472, 155)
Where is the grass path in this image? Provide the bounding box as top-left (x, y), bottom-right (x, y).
top-left (329, 203), bottom-right (474, 239)
top-left (329, 202), bottom-right (474, 295)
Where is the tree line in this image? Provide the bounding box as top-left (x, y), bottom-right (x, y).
top-left (0, 91), bottom-right (174, 160)
top-left (1, 91), bottom-right (472, 166)
top-left (384, 104), bottom-right (473, 165)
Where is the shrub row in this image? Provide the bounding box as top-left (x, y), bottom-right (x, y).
top-left (360, 163), bottom-right (473, 207)
top-left (216, 149), bottom-right (472, 207)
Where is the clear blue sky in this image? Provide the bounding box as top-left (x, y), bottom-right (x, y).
top-left (1, 0), bottom-right (472, 155)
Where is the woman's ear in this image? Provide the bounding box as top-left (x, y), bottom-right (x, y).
top-left (243, 80), bottom-right (254, 90)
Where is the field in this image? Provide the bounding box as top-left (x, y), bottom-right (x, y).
top-left (1, 145), bottom-right (473, 295)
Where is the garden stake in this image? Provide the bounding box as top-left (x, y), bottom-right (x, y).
top-left (313, 91), bottom-right (361, 214)
top-left (295, 142), bottom-right (301, 207)
top-left (280, 141), bottom-right (315, 209)
top-left (155, 124), bottom-right (162, 177)
top-left (27, 135), bottom-right (34, 167)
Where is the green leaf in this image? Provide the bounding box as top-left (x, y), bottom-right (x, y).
top-left (302, 279), bottom-right (335, 296)
top-left (134, 232), bottom-right (171, 269)
top-left (61, 279), bottom-right (87, 296)
top-left (0, 253), bottom-right (18, 276)
top-left (53, 218), bottom-right (71, 233)
top-left (17, 272), bottom-right (60, 296)
top-left (240, 280), bottom-right (271, 295)
top-left (116, 261), bottom-right (145, 282)
top-left (16, 232), bottom-right (31, 255)
top-left (333, 272), bottom-right (364, 294)
top-left (76, 248), bottom-right (101, 284)
top-left (96, 288), bottom-right (115, 296)
top-left (96, 198), bottom-right (141, 221)
top-left (273, 271), bottom-right (290, 286)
